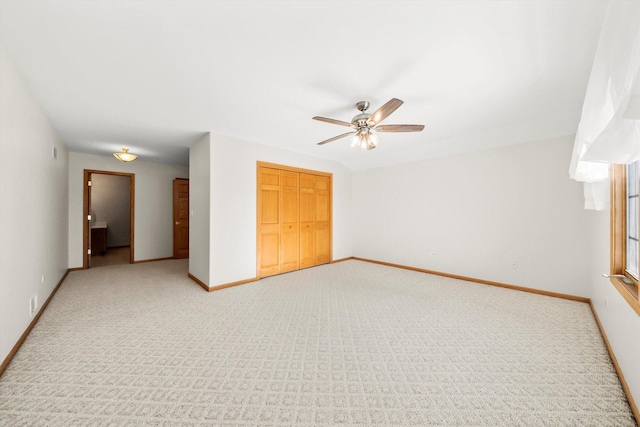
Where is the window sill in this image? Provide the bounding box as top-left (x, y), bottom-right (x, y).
top-left (609, 277), bottom-right (640, 316)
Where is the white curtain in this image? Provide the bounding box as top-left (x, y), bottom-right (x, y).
top-left (569, 1), bottom-right (640, 210)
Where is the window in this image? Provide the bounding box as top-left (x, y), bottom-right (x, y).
top-left (626, 161), bottom-right (639, 279)
top-left (610, 163), bottom-right (640, 316)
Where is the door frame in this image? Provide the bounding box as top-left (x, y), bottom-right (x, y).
top-left (256, 161), bottom-right (333, 279)
top-left (83, 169), bottom-right (135, 269)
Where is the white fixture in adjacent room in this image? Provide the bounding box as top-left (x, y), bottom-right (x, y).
top-left (113, 148), bottom-right (137, 162)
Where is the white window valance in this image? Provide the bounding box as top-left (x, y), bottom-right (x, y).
top-left (569, 1), bottom-right (640, 210)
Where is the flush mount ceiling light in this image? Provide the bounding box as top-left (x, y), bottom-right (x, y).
top-left (113, 148), bottom-right (137, 162)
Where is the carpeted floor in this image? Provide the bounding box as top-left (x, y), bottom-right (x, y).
top-left (0, 259), bottom-right (635, 426)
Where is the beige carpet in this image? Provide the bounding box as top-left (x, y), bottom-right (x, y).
top-left (0, 259), bottom-right (635, 426)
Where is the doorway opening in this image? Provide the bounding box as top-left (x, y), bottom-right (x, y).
top-left (83, 170), bottom-right (135, 269)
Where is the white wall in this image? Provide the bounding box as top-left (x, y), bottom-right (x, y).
top-left (588, 208), bottom-right (640, 405)
top-left (91, 174), bottom-right (131, 247)
top-left (352, 135), bottom-right (592, 297)
top-left (208, 133), bottom-right (353, 287)
top-left (189, 133), bottom-right (210, 285)
top-left (0, 46), bottom-right (69, 363)
top-left (68, 153), bottom-right (188, 267)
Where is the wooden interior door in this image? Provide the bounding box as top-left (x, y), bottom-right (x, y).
top-left (87, 172), bottom-right (92, 268)
top-left (258, 167), bottom-right (281, 277)
top-left (257, 163), bottom-right (332, 278)
top-left (280, 171), bottom-right (300, 273)
top-left (314, 175), bottom-right (331, 265)
top-left (299, 173), bottom-right (316, 269)
top-left (173, 179), bottom-right (190, 259)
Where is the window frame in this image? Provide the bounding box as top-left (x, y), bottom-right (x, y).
top-left (610, 164), bottom-right (640, 316)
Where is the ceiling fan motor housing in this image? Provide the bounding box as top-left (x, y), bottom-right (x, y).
top-left (355, 101), bottom-right (370, 112)
top-left (352, 113), bottom-right (372, 128)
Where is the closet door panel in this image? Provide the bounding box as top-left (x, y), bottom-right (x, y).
top-left (258, 167), bottom-right (281, 277)
top-left (261, 190), bottom-right (279, 224)
top-left (314, 175), bottom-right (331, 265)
top-left (260, 232), bottom-right (280, 275)
top-left (280, 171), bottom-right (299, 273)
top-left (299, 174), bottom-right (316, 269)
top-left (315, 224), bottom-right (330, 265)
top-left (300, 223), bottom-right (315, 269)
top-left (281, 227), bottom-right (299, 273)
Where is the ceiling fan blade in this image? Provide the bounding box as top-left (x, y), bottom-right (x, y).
top-left (367, 98), bottom-right (404, 126)
top-left (376, 124), bottom-right (425, 133)
top-left (312, 116), bottom-right (353, 127)
top-left (316, 132), bottom-right (354, 146)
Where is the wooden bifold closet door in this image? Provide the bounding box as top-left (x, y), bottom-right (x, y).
top-left (257, 163), bottom-right (332, 278)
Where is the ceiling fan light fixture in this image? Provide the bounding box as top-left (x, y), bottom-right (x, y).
top-left (350, 128), bottom-right (378, 151)
top-left (350, 133), bottom-right (364, 150)
top-left (367, 130), bottom-right (379, 149)
top-left (113, 148), bottom-right (137, 162)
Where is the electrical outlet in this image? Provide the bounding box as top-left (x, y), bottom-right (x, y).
top-left (30, 294), bottom-right (38, 317)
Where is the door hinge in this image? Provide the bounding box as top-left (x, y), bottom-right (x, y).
top-left (88, 249), bottom-right (91, 255)
top-left (88, 214), bottom-right (92, 221)
top-left (88, 180), bottom-right (92, 187)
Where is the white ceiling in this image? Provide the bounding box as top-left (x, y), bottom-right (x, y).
top-left (0, 1), bottom-right (608, 170)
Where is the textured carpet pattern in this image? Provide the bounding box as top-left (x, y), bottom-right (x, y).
top-left (0, 260), bottom-right (635, 426)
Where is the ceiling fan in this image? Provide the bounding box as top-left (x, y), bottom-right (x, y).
top-left (313, 98), bottom-right (424, 151)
